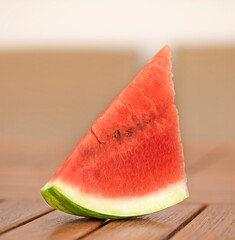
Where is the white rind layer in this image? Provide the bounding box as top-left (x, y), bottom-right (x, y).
top-left (43, 179), bottom-right (188, 217)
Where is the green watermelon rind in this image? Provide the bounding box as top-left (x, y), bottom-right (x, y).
top-left (40, 186), bottom-right (130, 219)
top-left (40, 180), bottom-right (188, 219)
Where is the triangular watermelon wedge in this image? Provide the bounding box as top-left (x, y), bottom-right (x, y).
top-left (41, 45), bottom-right (188, 219)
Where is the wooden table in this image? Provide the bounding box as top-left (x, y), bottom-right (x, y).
top-left (0, 137), bottom-right (234, 240)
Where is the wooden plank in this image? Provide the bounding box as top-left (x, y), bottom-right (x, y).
top-left (0, 199), bottom-right (52, 234)
top-left (0, 173), bottom-right (52, 191)
top-left (0, 210), bottom-right (105, 240)
top-left (186, 146), bottom-right (235, 204)
top-left (171, 204), bottom-right (235, 240)
top-left (0, 174), bottom-right (49, 189)
top-left (195, 146), bottom-right (235, 176)
top-left (188, 146), bottom-right (235, 175)
top-left (186, 175), bottom-right (235, 204)
top-left (0, 136), bottom-right (76, 174)
top-left (183, 144), bottom-right (216, 170)
top-left (0, 185), bottom-right (42, 200)
top-left (187, 147), bottom-right (221, 174)
top-left (82, 203), bottom-right (204, 240)
top-left (0, 137), bottom-right (74, 200)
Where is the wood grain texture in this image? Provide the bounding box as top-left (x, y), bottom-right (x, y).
top-left (183, 144), bottom-right (216, 171)
top-left (171, 204), bottom-right (235, 240)
top-left (188, 146), bottom-right (235, 175)
top-left (186, 146), bottom-right (235, 204)
top-left (0, 136), bottom-right (77, 174)
top-left (82, 203), bottom-right (203, 240)
top-left (0, 210), bottom-right (104, 240)
top-left (186, 175), bottom-right (235, 204)
top-left (0, 185), bottom-right (42, 200)
top-left (0, 199), bottom-right (52, 234)
top-left (0, 175), bottom-right (50, 189)
top-left (1, 140), bottom-right (234, 239)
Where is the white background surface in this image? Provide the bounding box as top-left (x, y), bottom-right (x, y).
top-left (0, 0), bottom-right (234, 61)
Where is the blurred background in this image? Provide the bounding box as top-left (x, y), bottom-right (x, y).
top-left (1, 0), bottom-right (235, 146)
top-left (1, 0), bottom-right (235, 179)
top-left (1, 0), bottom-right (235, 144)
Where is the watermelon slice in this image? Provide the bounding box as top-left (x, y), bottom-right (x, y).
top-left (41, 45), bottom-right (188, 219)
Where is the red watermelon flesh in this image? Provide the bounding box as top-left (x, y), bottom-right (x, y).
top-left (41, 45), bottom-right (188, 219)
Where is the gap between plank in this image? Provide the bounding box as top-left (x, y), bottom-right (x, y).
top-left (0, 208), bottom-right (55, 235)
top-left (161, 204), bottom-right (207, 240)
top-left (77, 219), bottom-right (112, 240)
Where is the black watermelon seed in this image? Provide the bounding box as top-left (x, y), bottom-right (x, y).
top-left (117, 130), bottom-right (121, 138)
